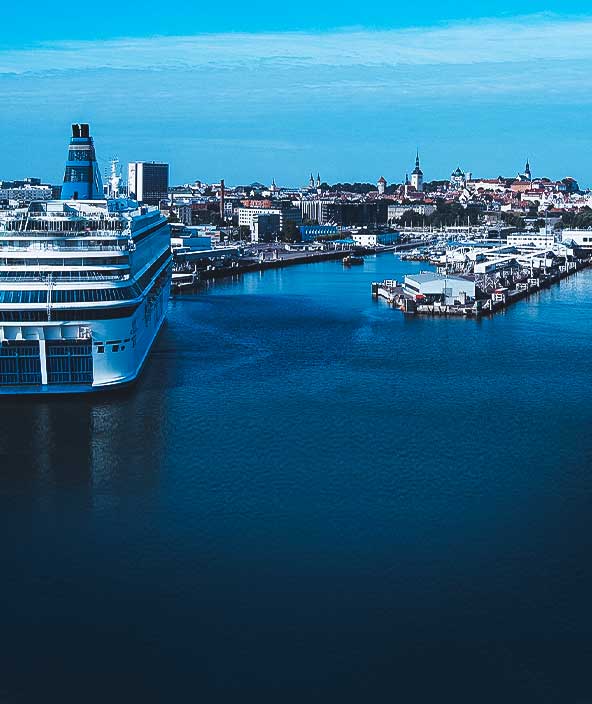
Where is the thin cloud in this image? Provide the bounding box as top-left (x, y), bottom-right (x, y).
top-left (1, 15), bottom-right (592, 74)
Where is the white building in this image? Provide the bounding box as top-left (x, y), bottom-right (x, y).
top-left (404, 273), bottom-right (476, 302)
top-left (388, 203), bottom-right (436, 222)
top-left (351, 232), bottom-right (398, 247)
top-left (507, 232), bottom-right (556, 249)
top-left (237, 207), bottom-right (282, 230)
top-left (562, 229), bottom-right (592, 251)
top-left (0, 186), bottom-right (52, 202)
top-left (237, 207), bottom-right (301, 240)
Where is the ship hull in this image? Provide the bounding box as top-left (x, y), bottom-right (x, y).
top-left (0, 274), bottom-right (170, 395)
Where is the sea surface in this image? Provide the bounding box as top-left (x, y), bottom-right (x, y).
top-left (2, 254), bottom-right (592, 703)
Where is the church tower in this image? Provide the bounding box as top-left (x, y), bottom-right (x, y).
top-left (410, 151), bottom-right (424, 192)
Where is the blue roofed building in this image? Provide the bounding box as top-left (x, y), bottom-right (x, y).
top-left (299, 225), bottom-right (339, 242)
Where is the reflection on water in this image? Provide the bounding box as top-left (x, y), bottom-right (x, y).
top-left (0, 382), bottom-right (166, 496)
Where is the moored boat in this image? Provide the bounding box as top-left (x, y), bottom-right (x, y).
top-left (0, 124), bottom-right (171, 394)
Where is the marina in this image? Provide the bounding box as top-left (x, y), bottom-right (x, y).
top-left (373, 235), bottom-right (592, 317)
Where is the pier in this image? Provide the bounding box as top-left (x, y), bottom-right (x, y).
top-left (373, 253), bottom-right (592, 318)
top-left (172, 248), bottom-right (355, 291)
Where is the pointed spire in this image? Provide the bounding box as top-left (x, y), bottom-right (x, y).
top-left (416, 149), bottom-right (420, 168)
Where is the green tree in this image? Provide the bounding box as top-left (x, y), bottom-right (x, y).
top-left (280, 220), bottom-right (301, 243)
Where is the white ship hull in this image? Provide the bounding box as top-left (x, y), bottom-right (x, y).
top-left (0, 274), bottom-right (171, 395)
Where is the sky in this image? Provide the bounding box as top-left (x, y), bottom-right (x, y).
top-left (1, 1), bottom-right (591, 187)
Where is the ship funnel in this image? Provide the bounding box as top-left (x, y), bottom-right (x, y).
top-left (61, 123), bottom-right (104, 200)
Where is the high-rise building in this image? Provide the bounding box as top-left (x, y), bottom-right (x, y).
top-left (128, 161), bottom-right (169, 206)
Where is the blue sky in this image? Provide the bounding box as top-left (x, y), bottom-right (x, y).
top-left (1, 2), bottom-right (591, 187)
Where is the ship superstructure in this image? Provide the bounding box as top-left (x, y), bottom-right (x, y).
top-left (0, 124), bottom-right (171, 393)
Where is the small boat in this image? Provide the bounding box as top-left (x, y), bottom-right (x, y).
top-left (343, 255), bottom-right (364, 266)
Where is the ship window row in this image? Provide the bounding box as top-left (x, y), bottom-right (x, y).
top-left (63, 166), bottom-right (93, 182)
top-left (0, 257), bottom-right (125, 266)
top-left (1, 221), bottom-right (166, 242)
top-left (0, 268), bottom-right (168, 322)
top-left (0, 250), bottom-right (170, 306)
top-left (67, 149), bottom-right (92, 161)
top-left (0, 270), bottom-right (128, 282)
top-left (0, 240), bottom-right (128, 250)
top-left (0, 287), bottom-right (135, 304)
top-left (52, 287), bottom-right (140, 303)
top-left (4, 222), bottom-right (124, 233)
top-left (0, 304), bottom-right (139, 322)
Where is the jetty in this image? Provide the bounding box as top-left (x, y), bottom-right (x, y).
top-left (373, 242), bottom-right (592, 318)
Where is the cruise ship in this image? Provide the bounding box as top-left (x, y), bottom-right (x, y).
top-left (0, 124), bottom-right (171, 393)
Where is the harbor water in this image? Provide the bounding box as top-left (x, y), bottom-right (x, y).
top-left (2, 254), bottom-right (592, 702)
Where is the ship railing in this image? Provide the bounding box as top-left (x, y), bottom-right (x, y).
top-left (0, 272), bottom-right (130, 283)
top-left (0, 227), bottom-right (129, 236)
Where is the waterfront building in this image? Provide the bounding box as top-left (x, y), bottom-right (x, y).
top-left (299, 225), bottom-right (338, 242)
top-left (300, 200), bottom-right (388, 227)
top-left (237, 206), bottom-right (301, 240)
top-left (404, 273), bottom-right (475, 302)
top-left (507, 232), bottom-right (556, 249)
top-left (561, 229), bottom-right (592, 252)
top-left (128, 161), bottom-right (169, 206)
top-left (351, 232), bottom-right (398, 247)
top-left (253, 212), bottom-right (281, 242)
top-left (0, 124), bottom-right (171, 394)
top-left (410, 152), bottom-right (424, 192)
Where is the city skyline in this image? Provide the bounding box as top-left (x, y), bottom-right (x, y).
top-left (1, 9), bottom-right (592, 186)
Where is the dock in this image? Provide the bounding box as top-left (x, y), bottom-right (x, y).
top-left (172, 248), bottom-right (354, 291)
top-left (373, 254), bottom-right (592, 318)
